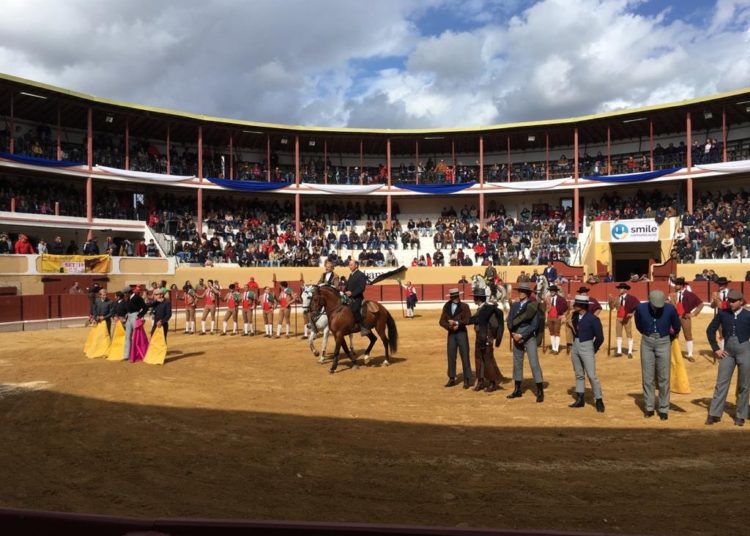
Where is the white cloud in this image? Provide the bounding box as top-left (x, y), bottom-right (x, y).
top-left (0, 0), bottom-right (748, 128)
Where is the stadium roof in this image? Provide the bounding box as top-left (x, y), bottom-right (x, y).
top-left (2, 72), bottom-right (750, 156)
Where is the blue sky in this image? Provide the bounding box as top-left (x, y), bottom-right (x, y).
top-left (0, 0), bottom-right (749, 128)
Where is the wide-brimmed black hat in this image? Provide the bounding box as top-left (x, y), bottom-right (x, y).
top-left (616, 283), bottom-right (631, 290)
top-left (716, 276), bottom-right (729, 285)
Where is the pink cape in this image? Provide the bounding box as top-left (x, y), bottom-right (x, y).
top-left (130, 318), bottom-right (150, 363)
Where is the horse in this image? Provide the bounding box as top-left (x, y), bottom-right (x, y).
top-left (536, 273), bottom-right (550, 300)
top-left (471, 274), bottom-right (511, 312)
top-left (300, 285), bottom-right (353, 363)
top-left (307, 284), bottom-right (398, 373)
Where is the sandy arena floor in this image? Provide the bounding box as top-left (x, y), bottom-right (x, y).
top-left (0, 309), bottom-right (748, 535)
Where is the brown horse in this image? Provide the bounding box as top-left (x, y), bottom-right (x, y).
top-left (308, 285), bottom-right (398, 373)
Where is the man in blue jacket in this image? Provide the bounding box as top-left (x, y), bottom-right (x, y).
top-left (567, 295), bottom-right (605, 412)
top-left (634, 290), bottom-right (681, 421)
top-left (705, 289), bottom-right (750, 426)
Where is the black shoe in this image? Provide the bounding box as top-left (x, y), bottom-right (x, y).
top-left (463, 382), bottom-right (472, 390)
top-left (685, 355), bottom-right (695, 363)
top-left (658, 412), bottom-right (668, 421)
top-left (595, 399), bottom-right (605, 413)
top-left (705, 415), bottom-right (721, 425)
top-left (644, 410), bottom-right (655, 418)
top-left (735, 418), bottom-right (745, 427)
top-left (615, 352), bottom-right (622, 357)
top-left (506, 381), bottom-right (523, 399)
top-left (474, 381), bottom-right (486, 392)
top-left (628, 353), bottom-right (634, 359)
top-left (444, 378), bottom-right (458, 388)
top-left (569, 393), bottom-right (585, 408)
top-left (484, 383), bottom-right (497, 393)
top-left (535, 383), bottom-right (544, 403)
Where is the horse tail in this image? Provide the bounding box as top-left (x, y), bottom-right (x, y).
top-left (386, 310), bottom-right (398, 353)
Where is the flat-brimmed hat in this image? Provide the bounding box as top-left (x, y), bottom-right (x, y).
top-left (471, 287), bottom-right (487, 297)
top-left (577, 286), bottom-right (590, 293)
top-left (447, 288), bottom-right (461, 298)
top-left (573, 295), bottom-right (590, 306)
top-left (673, 277), bottom-right (686, 286)
top-left (727, 289), bottom-right (743, 301)
top-left (716, 276), bottom-right (729, 286)
top-left (548, 284), bottom-right (559, 292)
top-left (516, 283), bottom-right (533, 294)
top-left (616, 283), bottom-right (631, 290)
top-left (649, 290), bottom-right (666, 308)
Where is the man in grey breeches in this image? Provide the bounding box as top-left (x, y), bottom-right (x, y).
top-left (512, 338), bottom-right (543, 384)
top-left (708, 337), bottom-right (750, 421)
top-left (640, 334), bottom-right (672, 415)
top-left (706, 288), bottom-right (750, 426)
top-left (572, 340), bottom-right (602, 398)
top-left (634, 290), bottom-right (681, 420)
top-left (123, 312), bottom-right (138, 360)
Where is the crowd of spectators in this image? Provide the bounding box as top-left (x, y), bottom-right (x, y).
top-left (671, 189), bottom-right (750, 262)
top-left (586, 188), bottom-right (679, 222)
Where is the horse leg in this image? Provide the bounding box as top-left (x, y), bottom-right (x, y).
top-left (341, 338), bottom-right (358, 369)
top-left (308, 330), bottom-right (319, 358)
top-left (373, 320), bottom-right (390, 366)
top-left (330, 335), bottom-right (342, 374)
top-left (363, 333), bottom-right (377, 365)
top-left (320, 326), bottom-right (329, 363)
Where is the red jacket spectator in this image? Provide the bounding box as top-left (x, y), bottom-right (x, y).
top-left (14, 234), bottom-right (35, 254)
top-left (135, 240), bottom-right (147, 257)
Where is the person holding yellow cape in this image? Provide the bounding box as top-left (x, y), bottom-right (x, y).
top-left (144, 288), bottom-right (172, 365)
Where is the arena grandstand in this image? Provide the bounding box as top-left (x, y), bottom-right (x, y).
top-left (2, 73), bottom-right (750, 326)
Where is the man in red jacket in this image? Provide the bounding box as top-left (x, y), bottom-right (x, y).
top-left (672, 277), bottom-right (703, 362)
top-left (14, 234), bottom-right (35, 254)
top-left (612, 283), bottom-right (640, 358)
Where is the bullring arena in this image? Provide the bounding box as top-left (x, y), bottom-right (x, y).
top-left (2, 72), bottom-right (750, 535)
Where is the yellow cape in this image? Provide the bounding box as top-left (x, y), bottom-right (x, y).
top-left (85, 322), bottom-right (111, 359)
top-left (144, 328), bottom-right (168, 365)
top-left (106, 321), bottom-right (126, 361)
top-left (670, 338), bottom-right (691, 394)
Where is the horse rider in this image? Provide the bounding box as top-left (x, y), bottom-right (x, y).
top-left (345, 259), bottom-right (370, 335)
top-left (318, 259), bottom-right (340, 287)
top-left (484, 262), bottom-right (498, 301)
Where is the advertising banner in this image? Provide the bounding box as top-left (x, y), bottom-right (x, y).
top-left (610, 219), bottom-right (659, 242)
top-left (41, 254), bottom-right (111, 273)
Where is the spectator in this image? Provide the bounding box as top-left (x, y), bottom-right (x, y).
top-left (14, 234), bottom-right (35, 254)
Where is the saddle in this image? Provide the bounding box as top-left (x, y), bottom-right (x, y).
top-left (363, 300), bottom-right (379, 314)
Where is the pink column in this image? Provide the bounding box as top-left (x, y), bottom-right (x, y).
top-left (386, 138), bottom-right (392, 230)
top-left (229, 134), bottom-right (233, 179)
top-left (506, 136), bottom-right (511, 182)
top-left (10, 197), bottom-right (16, 212)
top-left (649, 119), bottom-right (654, 171)
top-left (359, 139), bottom-right (364, 185)
top-left (685, 112), bottom-right (693, 214)
top-left (451, 139), bottom-right (456, 184)
top-left (323, 139), bottom-right (328, 184)
top-left (415, 140), bottom-right (420, 184)
top-left (573, 128), bottom-right (579, 237)
top-left (8, 93), bottom-right (14, 154)
top-left (166, 124), bottom-right (171, 175)
top-left (295, 136), bottom-right (300, 235)
top-left (86, 107), bottom-right (93, 223)
top-left (606, 126), bottom-right (611, 175)
top-left (125, 117), bottom-right (130, 170)
top-left (54, 201), bottom-right (59, 216)
top-left (722, 107), bottom-right (728, 162)
top-left (197, 126), bottom-right (203, 235)
top-left (56, 103), bottom-right (61, 160)
top-left (545, 132), bottom-right (550, 180)
top-left (266, 134), bottom-right (271, 182)
top-left (479, 136), bottom-right (484, 230)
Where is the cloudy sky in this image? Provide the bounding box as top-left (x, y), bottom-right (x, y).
top-left (1, 0), bottom-right (749, 128)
